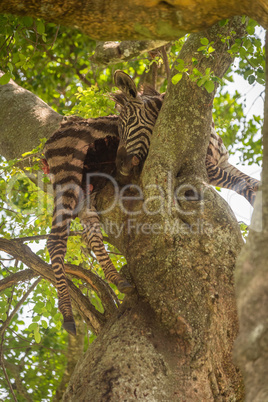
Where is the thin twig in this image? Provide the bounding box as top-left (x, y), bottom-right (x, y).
top-left (12, 231), bottom-right (83, 243)
top-left (106, 251), bottom-right (123, 256)
top-left (6, 286), bottom-right (14, 318)
top-left (0, 278), bottom-right (41, 337)
top-left (1, 207), bottom-right (18, 214)
top-left (49, 25), bottom-right (60, 50)
top-left (0, 278), bottom-right (41, 400)
top-left (0, 359), bottom-right (18, 402)
top-left (246, 90), bottom-right (265, 115)
top-left (5, 328), bottom-right (65, 354)
top-left (161, 45), bottom-right (170, 79)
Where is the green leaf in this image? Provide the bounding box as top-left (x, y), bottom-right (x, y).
top-left (197, 78), bottom-right (205, 87)
top-left (208, 46), bottom-right (215, 54)
top-left (244, 69), bottom-right (254, 79)
top-left (56, 321), bottom-right (62, 330)
top-left (197, 46), bottom-right (207, 52)
top-left (7, 63), bottom-right (13, 73)
top-left (246, 25), bottom-right (255, 35)
top-left (36, 21), bottom-right (45, 35)
top-left (253, 115), bottom-right (261, 124)
top-left (248, 75), bottom-right (255, 85)
top-left (34, 328), bottom-right (41, 343)
top-left (1, 313), bottom-right (7, 322)
top-left (175, 59), bottom-right (185, 69)
top-left (239, 47), bottom-right (247, 58)
top-left (22, 16), bottom-right (33, 27)
top-left (219, 19), bottom-right (228, 27)
top-left (200, 37), bottom-right (209, 45)
top-left (53, 312), bottom-right (62, 322)
top-left (28, 322), bottom-right (38, 331)
top-left (204, 81), bottom-right (215, 93)
top-left (0, 73), bottom-right (11, 85)
top-left (43, 311), bottom-right (50, 318)
top-left (192, 68), bottom-right (202, 76)
top-left (172, 73), bottom-right (183, 85)
top-left (41, 320), bottom-right (48, 329)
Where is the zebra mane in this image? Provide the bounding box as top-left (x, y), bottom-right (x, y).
top-left (140, 84), bottom-right (161, 97)
top-left (110, 85), bottom-right (163, 110)
top-left (109, 91), bottom-right (128, 108)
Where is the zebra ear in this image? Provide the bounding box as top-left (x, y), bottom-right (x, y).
top-left (114, 70), bottom-right (137, 99)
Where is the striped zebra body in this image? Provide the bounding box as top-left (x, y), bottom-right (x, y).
top-left (113, 70), bottom-right (259, 206)
top-left (206, 125), bottom-right (259, 205)
top-left (44, 116), bottom-right (133, 335)
top-left (44, 71), bottom-right (259, 335)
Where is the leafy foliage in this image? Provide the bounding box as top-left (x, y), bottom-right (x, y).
top-left (0, 13), bottom-right (265, 401)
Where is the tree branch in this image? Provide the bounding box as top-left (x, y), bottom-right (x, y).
top-left (66, 279), bottom-right (105, 333)
top-left (0, 269), bottom-right (36, 292)
top-left (12, 231), bottom-right (83, 243)
top-left (0, 238), bottom-right (118, 332)
top-left (0, 0), bottom-right (267, 39)
top-left (65, 264), bottom-right (119, 315)
top-left (233, 30), bottom-right (268, 401)
top-left (0, 71), bottom-right (63, 161)
top-left (91, 40), bottom-right (169, 65)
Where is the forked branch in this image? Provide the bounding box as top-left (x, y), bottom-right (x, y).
top-left (0, 238), bottom-right (118, 333)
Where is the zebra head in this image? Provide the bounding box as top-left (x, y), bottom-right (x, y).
top-left (113, 71), bottom-right (165, 178)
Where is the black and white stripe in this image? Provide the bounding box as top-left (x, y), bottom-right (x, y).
top-left (44, 116), bottom-right (133, 335)
top-left (44, 72), bottom-right (259, 335)
top-left (113, 71), bottom-right (259, 205)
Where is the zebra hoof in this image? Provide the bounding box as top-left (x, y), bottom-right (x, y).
top-left (117, 281), bottom-right (135, 294)
top-left (63, 321), bottom-right (77, 336)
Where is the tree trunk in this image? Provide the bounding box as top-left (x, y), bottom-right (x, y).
top-left (234, 31), bottom-right (268, 402)
top-left (0, 0), bottom-right (267, 40)
top-left (63, 19), bottom-right (247, 401)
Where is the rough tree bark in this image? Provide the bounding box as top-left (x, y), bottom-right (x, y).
top-left (234, 32), bottom-right (268, 402)
top-left (61, 18), bottom-right (246, 400)
top-left (0, 0), bottom-right (267, 40)
top-left (0, 16), bottom-right (261, 401)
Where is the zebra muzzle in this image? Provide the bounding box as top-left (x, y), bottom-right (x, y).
top-left (119, 155), bottom-right (140, 177)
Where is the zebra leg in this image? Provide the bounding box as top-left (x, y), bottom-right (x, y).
top-left (47, 188), bottom-right (80, 336)
top-left (47, 232), bottom-right (76, 335)
top-left (217, 160), bottom-right (260, 192)
top-left (206, 159), bottom-right (256, 206)
top-left (79, 205), bottom-right (134, 294)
